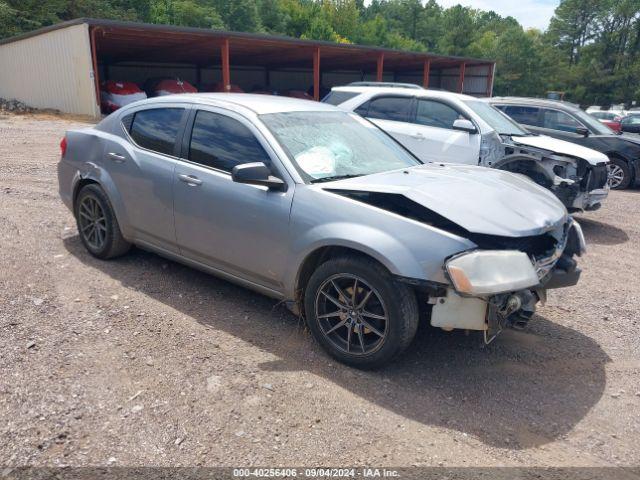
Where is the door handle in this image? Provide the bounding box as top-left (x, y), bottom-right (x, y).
top-left (178, 174), bottom-right (203, 186)
top-left (107, 152), bottom-right (126, 163)
top-left (411, 133), bottom-right (425, 141)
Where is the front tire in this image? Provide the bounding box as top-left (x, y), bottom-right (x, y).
top-left (304, 256), bottom-right (419, 369)
top-left (75, 184), bottom-right (131, 259)
top-left (607, 157), bottom-right (632, 189)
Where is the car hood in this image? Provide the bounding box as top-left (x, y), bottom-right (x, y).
top-left (321, 164), bottom-right (567, 237)
top-left (585, 133), bottom-right (640, 153)
top-left (511, 135), bottom-right (609, 165)
top-left (617, 133), bottom-right (640, 145)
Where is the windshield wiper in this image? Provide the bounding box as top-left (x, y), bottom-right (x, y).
top-left (310, 174), bottom-right (364, 184)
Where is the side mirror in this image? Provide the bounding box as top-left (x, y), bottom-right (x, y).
top-left (575, 126), bottom-right (589, 137)
top-left (452, 118), bottom-right (477, 134)
top-left (232, 162), bottom-right (286, 191)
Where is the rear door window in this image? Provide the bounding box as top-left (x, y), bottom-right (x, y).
top-left (366, 96), bottom-right (413, 122)
top-left (129, 108), bottom-right (185, 156)
top-left (188, 110), bottom-right (271, 173)
top-left (322, 91), bottom-right (359, 105)
top-left (414, 99), bottom-right (461, 129)
top-left (354, 101), bottom-right (370, 117)
top-left (502, 105), bottom-right (540, 126)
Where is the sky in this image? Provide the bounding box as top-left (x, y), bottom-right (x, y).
top-left (434, 0), bottom-right (561, 30)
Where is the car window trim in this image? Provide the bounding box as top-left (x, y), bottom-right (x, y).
top-left (120, 104), bottom-right (189, 160)
top-left (498, 104), bottom-right (542, 128)
top-left (353, 99), bottom-right (370, 117)
top-left (322, 90), bottom-right (359, 105)
top-left (177, 105), bottom-right (290, 182)
top-left (363, 94), bottom-right (415, 123)
top-left (412, 97), bottom-right (474, 131)
top-left (361, 115), bottom-right (425, 165)
top-left (496, 103), bottom-right (588, 133)
top-left (539, 106), bottom-right (588, 133)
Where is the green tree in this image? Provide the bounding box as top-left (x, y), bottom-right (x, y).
top-left (491, 27), bottom-right (546, 96)
top-left (353, 13), bottom-right (388, 46)
top-left (437, 5), bottom-right (477, 55)
top-left (213, 0), bottom-right (261, 31)
top-left (301, 14), bottom-right (338, 41)
top-left (547, 0), bottom-right (603, 64)
top-left (416, 0), bottom-right (443, 51)
top-left (321, 0), bottom-right (359, 40)
top-left (258, 0), bottom-right (289, 34)
top-left (150, 0), bottom-right (222, 28)
top-left (0, 1), bottom-right (19, 38)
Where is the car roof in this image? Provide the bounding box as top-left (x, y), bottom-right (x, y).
top-left (488, 96), bottom-right (582, 111)
top-left (331, 85), bottom-right (479, 102)
top-left (136, 93), bottom-right (339, 115)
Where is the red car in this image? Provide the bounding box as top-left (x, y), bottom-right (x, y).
top-left (100, 81), bottom-right (147, 114)
top-left (201, 82), bottom-right (244, 93)
top-left (143, 78), bottom-right (198, 97)
top-left (589, 111), bottom-right (622, 132)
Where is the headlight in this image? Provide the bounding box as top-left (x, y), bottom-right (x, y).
top-left (446, 250), bottom-right (539, 296)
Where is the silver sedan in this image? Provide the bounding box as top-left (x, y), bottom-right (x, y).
top-left (58, 94), bottom-right (585, 368)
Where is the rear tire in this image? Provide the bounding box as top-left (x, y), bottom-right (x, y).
top-left (304, 256), bottom-right (419, 369)
top-left (607, 157), bottom-right (632, 189)
top-left (75, 184), bottom-right (131, 259)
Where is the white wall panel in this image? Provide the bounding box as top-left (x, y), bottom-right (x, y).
top-left (0, 24), bottom-right (98, 117)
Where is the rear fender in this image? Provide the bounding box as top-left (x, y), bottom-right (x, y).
top-left (67, 130), bottom-right (134, 239)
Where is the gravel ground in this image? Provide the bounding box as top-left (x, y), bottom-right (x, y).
top-left (0, 113), bottom-right (639, 469)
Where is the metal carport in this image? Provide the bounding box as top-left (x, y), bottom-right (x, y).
top-left (0, 18), bottom-right (495, 118)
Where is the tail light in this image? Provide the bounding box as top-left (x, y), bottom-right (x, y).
top-left (60, 137), bottom-right (67, 157)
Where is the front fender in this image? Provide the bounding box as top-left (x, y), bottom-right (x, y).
top-left (606, 151), bottom-right (640, 184)
top-left (289, 221), bottom-right (426, 279)
top-left (284, 186), bottom-right (476, 299)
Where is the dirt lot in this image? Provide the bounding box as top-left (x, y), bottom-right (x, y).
top-left (1, 113), bottom-right (639, 469)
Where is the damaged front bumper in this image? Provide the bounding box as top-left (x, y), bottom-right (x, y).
top-left (429, 219), bottom-right (585, 340)
top-left (569, 186), bottom-right (609, 212)
top-left (501, 136), bottom-right (610, 212)
top-left (561, 162), bottom-right (609, 212)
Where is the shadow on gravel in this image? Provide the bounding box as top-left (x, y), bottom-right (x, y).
top-left (64, 236), bottom-right (610, 451)
top-left (576, 217), bottom-right (629, 245)
top-left (617, 185), bottom-right (640, 193)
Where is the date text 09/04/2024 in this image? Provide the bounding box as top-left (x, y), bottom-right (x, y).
top-left (232, 468), bottom-right (400, 477)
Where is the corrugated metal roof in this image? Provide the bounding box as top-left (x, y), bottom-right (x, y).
top-left (0, 17), bottom-right (494, 66)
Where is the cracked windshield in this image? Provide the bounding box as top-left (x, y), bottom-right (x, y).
top-left (261, 111), bottom-right (421, 182)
